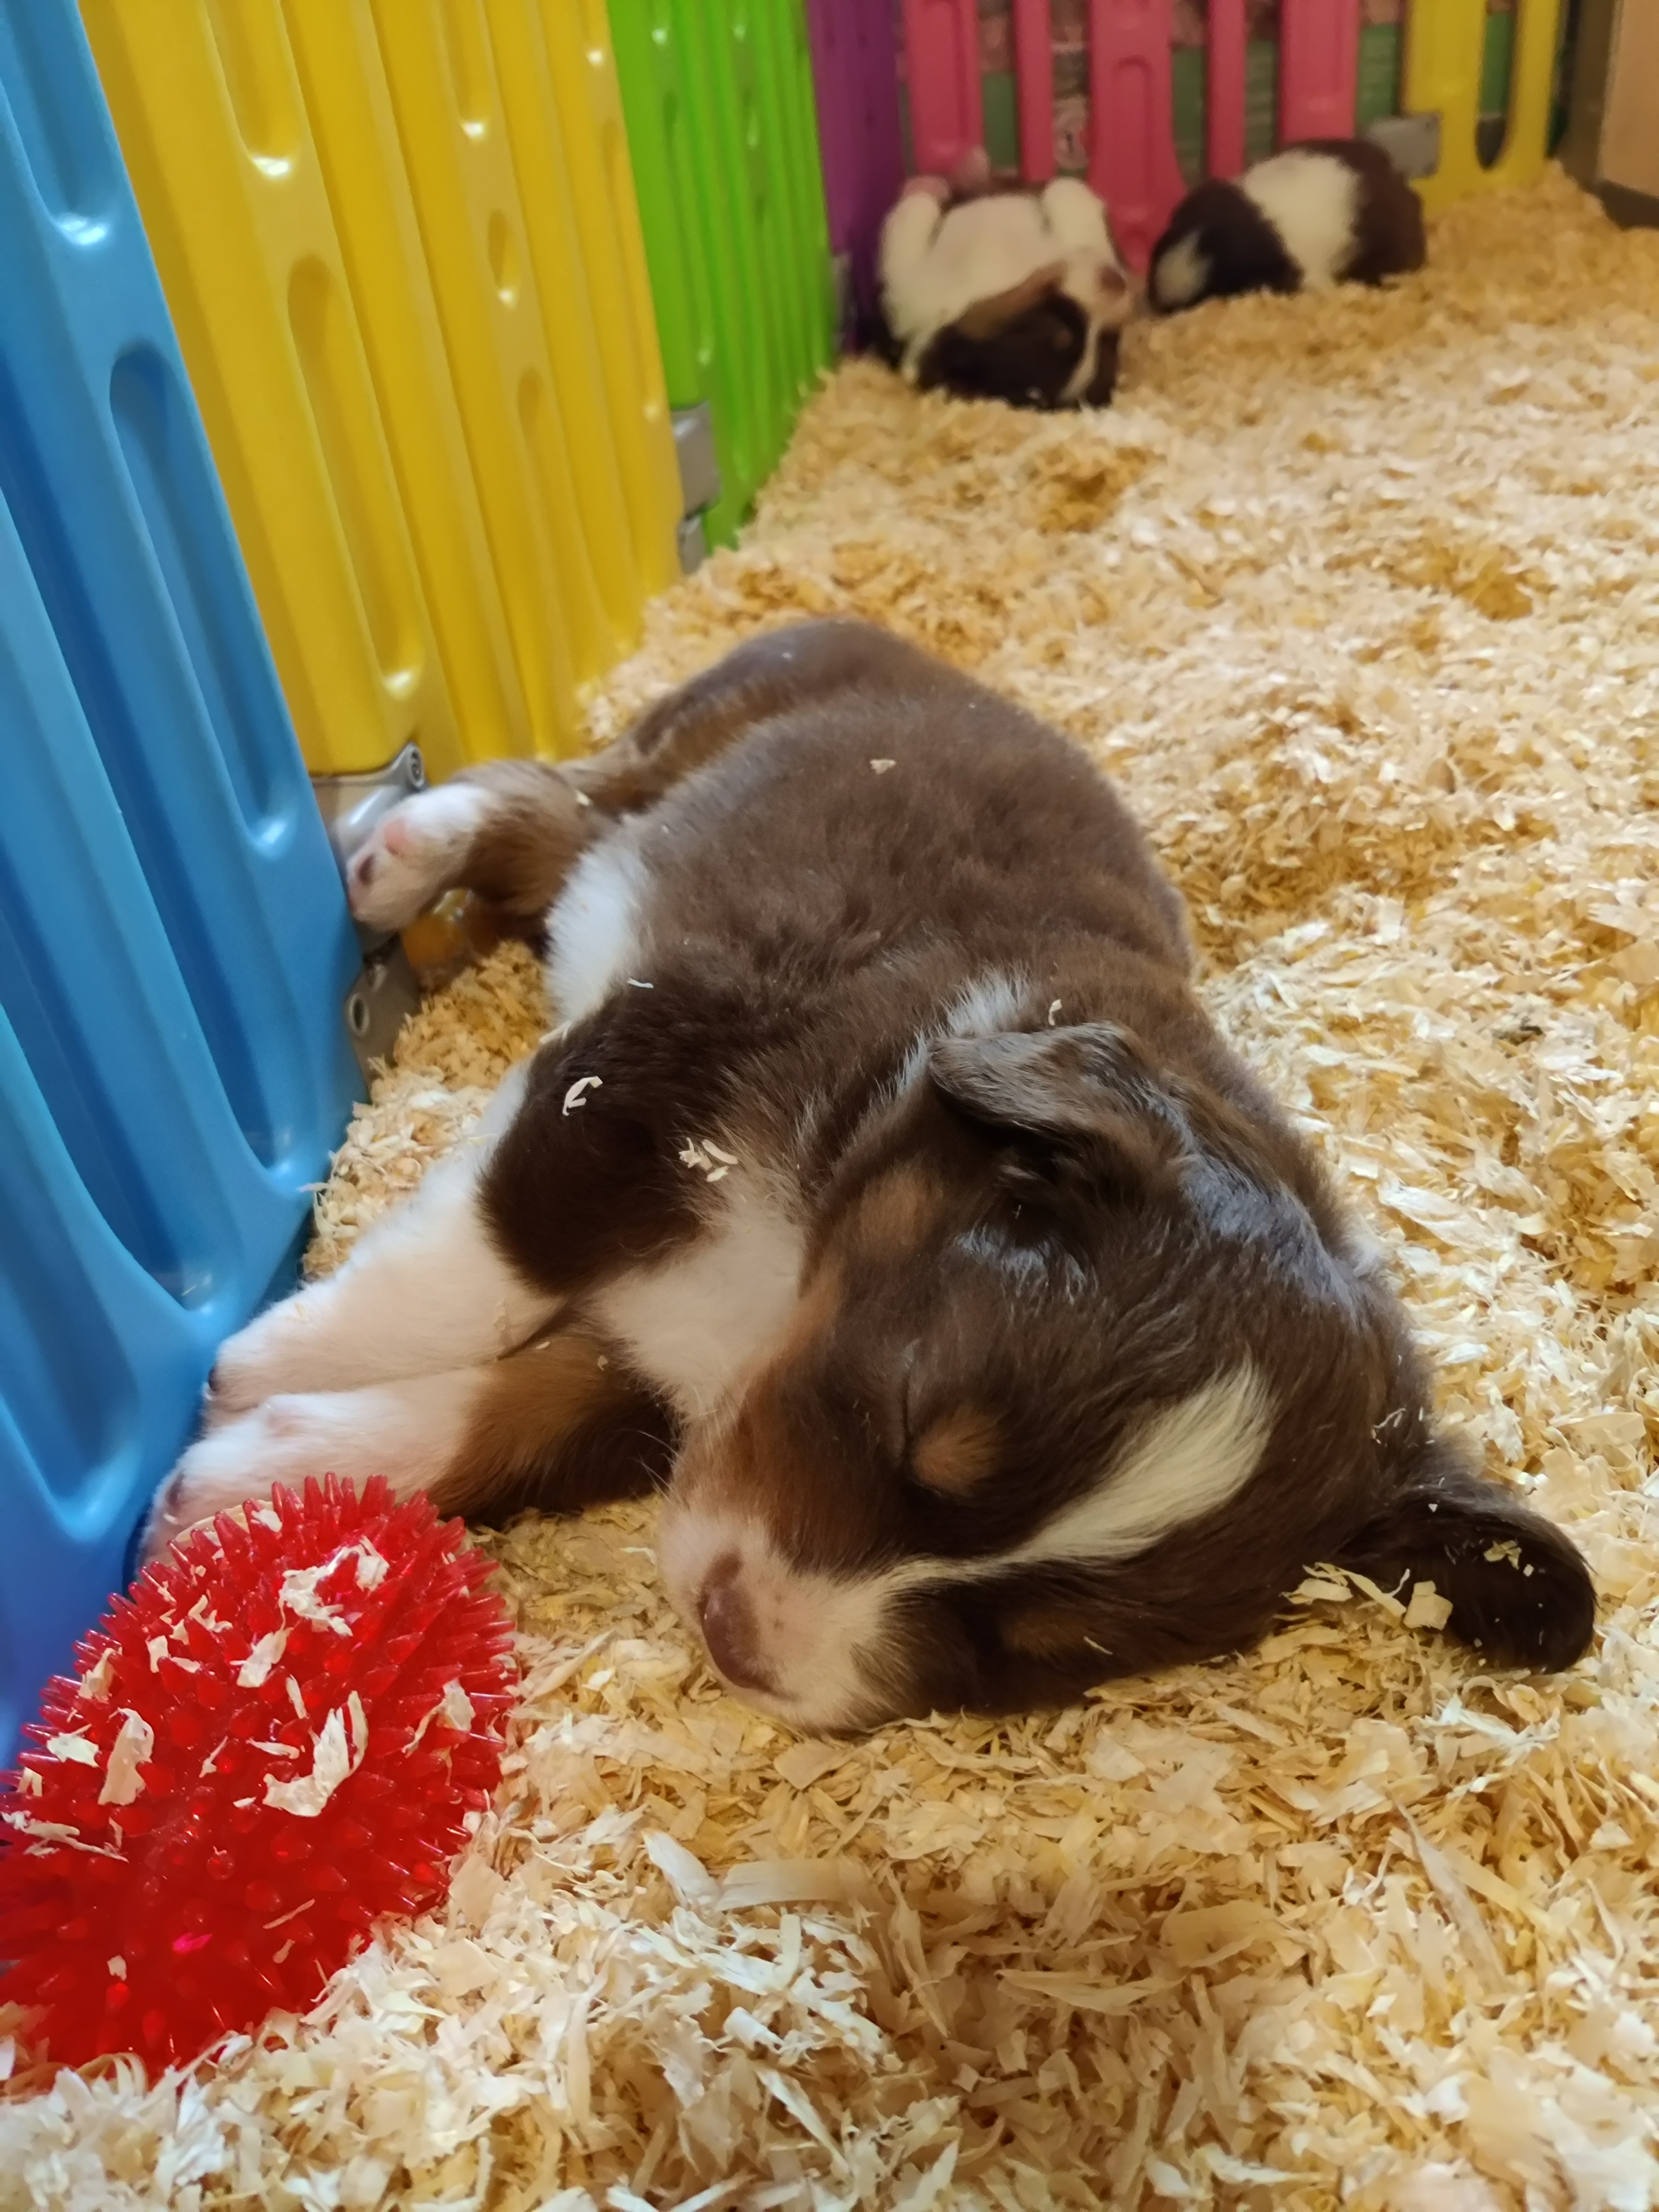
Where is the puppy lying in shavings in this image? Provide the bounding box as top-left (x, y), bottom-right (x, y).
top-left (875, 148), bottom-right (1135, 412)
top-left (152, 622), bottom-right (1595, 1733)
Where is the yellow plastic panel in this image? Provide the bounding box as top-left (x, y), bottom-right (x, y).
top-left (283, 1), bottom-right (531, 770)
top-left (82, 0), bottom-right (682, 775)
top-left (369, 0), bottom-right (593, 745)
top-left (81, 0), bottom-right (458, 779)
top-left (1405, 0), bottom-right (1564, 215)
top-left (534, 0), bottom-right (682, 603)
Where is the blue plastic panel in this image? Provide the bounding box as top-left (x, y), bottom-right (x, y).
top-left (0, 4), bottom-right (362, 1765)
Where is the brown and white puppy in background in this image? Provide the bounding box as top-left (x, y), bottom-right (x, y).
top-left (877, 148), bottom-right (1134, 410)
top-left (146, 622), bottom-right (1595, 1733)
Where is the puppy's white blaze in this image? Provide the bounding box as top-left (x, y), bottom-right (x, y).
top-left (594, 1180), bottom-right (805, 1419)
top-left (661, 1369), bottom-right (1273, 1729)
top-left (655, 1506), bottom-right (894, 1733)
top-left (545, 837), bottom-right (649, 1023)
top-left (1005, 1365), bottom-right (1274, 1569)
top-left (1151, 233), bottom-right (1211, 309)
top-left (1240, 150), bottom-right (1358, 288)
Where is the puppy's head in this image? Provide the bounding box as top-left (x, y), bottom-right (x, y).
top-left (916, 262), bottom-right (1126, 411)
top-left (659, 1022), bottom-right (1594, 1731)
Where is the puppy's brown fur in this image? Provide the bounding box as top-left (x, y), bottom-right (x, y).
top-left (377, 622), bottom-right (1593, 1722)
top-left (185, 623), bottom-right (1593, 1730)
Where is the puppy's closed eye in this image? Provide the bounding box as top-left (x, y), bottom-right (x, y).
top-left (912, 1405), bottom-right (1000, 1495)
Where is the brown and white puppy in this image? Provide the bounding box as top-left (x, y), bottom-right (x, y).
top-left (878, 150), bottom-right (1133, 410)
top-left (145, 623), bottom-right (1594, 1732)
top-left (1149, 138), bottom-right (1426, 314)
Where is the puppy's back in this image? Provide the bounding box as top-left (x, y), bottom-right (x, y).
top-left (626, 622), bottom-right (1192, 981)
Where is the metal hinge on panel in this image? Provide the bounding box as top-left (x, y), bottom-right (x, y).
top-left (1365, 113), bottom-right (1442, 180)
top-left (672, 404), bottom-right (720, 573)
top-left (310, 742), bottom-right (425, 1085)
top-left (677, 513), bottom-right (709, 575)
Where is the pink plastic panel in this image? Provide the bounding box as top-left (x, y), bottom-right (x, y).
top-left (1279, 0), bottom-right (1361, 143)
top-left (1085, 0), bottom-right (1186, 272)
top-left (1011, 0), bottom-right (1055, 180)
top-left (901, 0), bottom-right (984, 178)
top-left (1206, 0), bottom-right (1248, 179)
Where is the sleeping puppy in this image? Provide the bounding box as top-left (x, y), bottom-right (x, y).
top-left (877, 149), bottom-right (1133, 410)
top-left (1149, 137), bottom-right (1426, 313)
top-left (145, 623), bottom-right (1595, 1733)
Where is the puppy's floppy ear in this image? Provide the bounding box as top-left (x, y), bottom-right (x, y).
top-left (953, 261), bottom-right (1067, 339)
top-left (1335, 1436), bottom-right (1594, 1673)
top-left (928, 1023), bottom-right (1182, 1187)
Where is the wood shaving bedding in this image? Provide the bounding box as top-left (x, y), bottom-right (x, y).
top-left (7, 168), bottom-right (1659, 2210)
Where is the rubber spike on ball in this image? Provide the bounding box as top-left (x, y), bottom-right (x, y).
top-left (0, 1476), bottom-right (517, 2072)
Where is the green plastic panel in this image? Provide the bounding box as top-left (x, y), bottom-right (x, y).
top-left (608, 0), bottom-right (836, 548)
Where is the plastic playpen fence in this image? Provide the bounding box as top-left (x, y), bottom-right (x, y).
top-left (894, 0), bottom-right (1566, 268)
top-left (0, 0), bottom-right (1579, 1775)
top-left (609, 0), bottom-right (839, 550)
top-left (81, 0), bottom-right (684, 781)
top-left (805, 0), bottom-right (906, 336)
top-left (0, 7), bottom-right (361, 1766)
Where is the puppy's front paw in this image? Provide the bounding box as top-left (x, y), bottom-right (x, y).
top-left (140, 1395), bottom-right (344, 1568)
top-left (206, 1287), bottom-right (338, 1420)
top-left (139, 1423), bottom-right (270, 1568)
top-left (347, 785), bottom-right (489, 932)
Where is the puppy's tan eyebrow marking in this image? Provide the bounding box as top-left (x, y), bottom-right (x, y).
top-left (912, 1406), bottom-right (1000, 1495)
top-left (856, 1167), bottom-right (942, 1258)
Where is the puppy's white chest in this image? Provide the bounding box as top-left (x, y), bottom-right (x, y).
top-left (590, 1180), bottom-right (805, 1419)
top-left (545, 837), bottom-right (649, 1025)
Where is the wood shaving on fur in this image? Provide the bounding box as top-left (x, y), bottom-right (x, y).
top-left (7, 170), bottom-right (1659, 2211)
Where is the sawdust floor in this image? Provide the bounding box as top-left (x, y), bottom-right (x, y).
top-left (10, 168), bottom-right (1659, 2212)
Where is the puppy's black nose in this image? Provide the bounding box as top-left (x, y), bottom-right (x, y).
top-left (697, 1560), bottom-right (771, 1693)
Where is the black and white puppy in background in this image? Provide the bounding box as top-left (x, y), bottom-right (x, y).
top-left (877, 148), bottom-right (1134, 410)
top-left (1149, 137), bottom-right (1426, 313)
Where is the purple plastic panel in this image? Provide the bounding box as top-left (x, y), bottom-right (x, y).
top-left (806, 0), bottom-right (906, 337)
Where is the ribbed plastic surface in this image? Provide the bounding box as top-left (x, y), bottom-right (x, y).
top-left (894, 0), bottom-right (1563, 257)
top-left (0, 3), bottom-right (360, 1766)
top-left (805, 0), bottom-right (905, 336)
top-left (609, 0), bottom-right (837, 547)
top-left (81, 0), bottom-right (682, 776)
top-left (1405, 0), bottom-right (1564, 213)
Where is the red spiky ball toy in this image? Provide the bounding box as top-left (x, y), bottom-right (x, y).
top-left (0, 1477), bottom-right (516, 2071)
